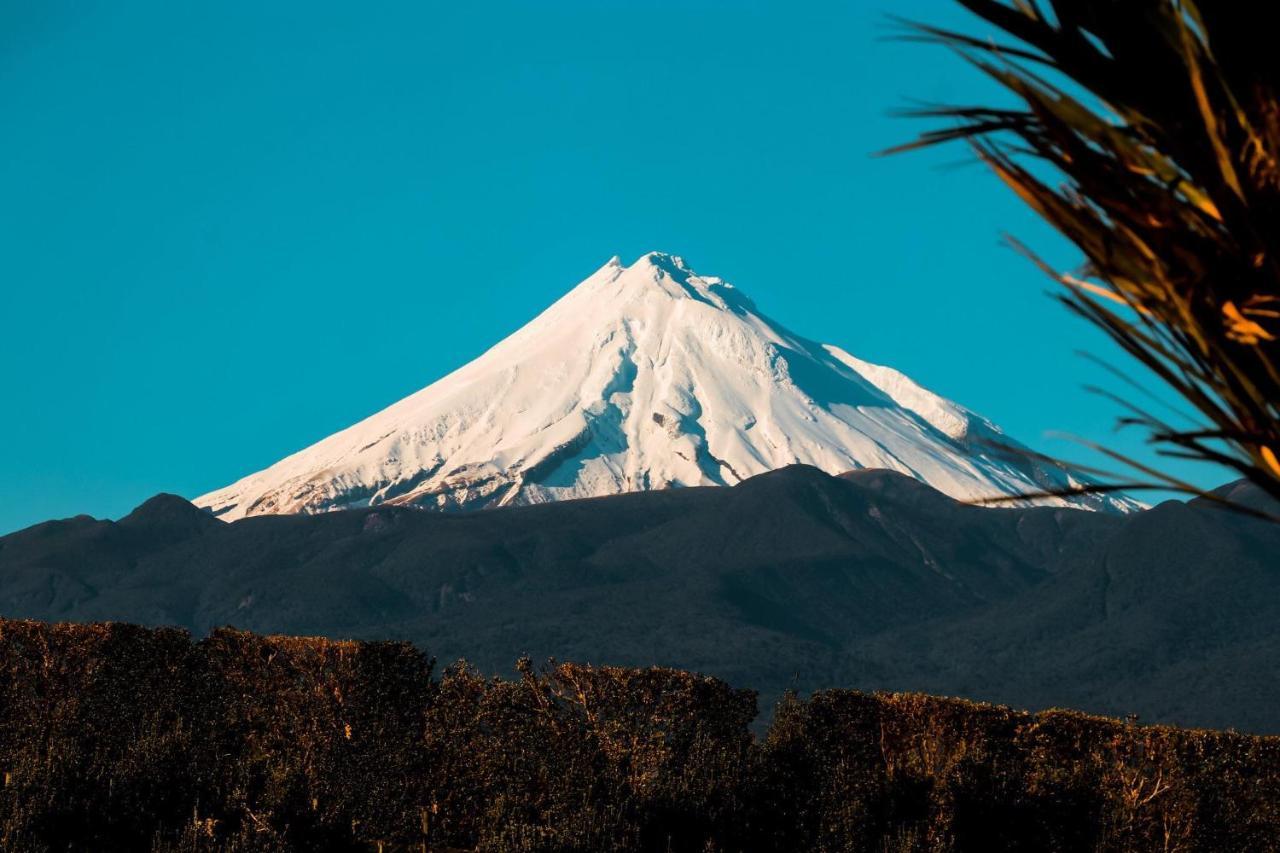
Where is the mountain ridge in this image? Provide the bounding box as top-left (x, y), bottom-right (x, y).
top-left (5, 466), bottom-right (1275, 732)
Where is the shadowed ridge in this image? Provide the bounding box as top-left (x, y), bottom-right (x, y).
top-left (729, 464), bottom-right (876, 517)
top-left (2, 468), bottom-right (1276, 732)
top-left (1191, 480), bottom-right (1280, 517)
top-left (2, 513), bottom-right (102, 540)
top-left (119, 493), bottom-right (221, 542)
top-left (120, 493), bottom-right (219, 525)
top-left (733, 463), bottom-right (833, 489)
top-left (837, 467), bottom-right (958, 506)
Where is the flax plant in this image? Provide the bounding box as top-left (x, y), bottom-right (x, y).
top-left (894, 1), bottom-right (1280, 509)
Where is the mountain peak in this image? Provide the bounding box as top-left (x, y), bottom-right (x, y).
top-left (635, 250), bottom-right (690, 272)
top-left (196, 254), bottom-right (1139, 520)
top-left (586, 251), bottom-right (750, 316)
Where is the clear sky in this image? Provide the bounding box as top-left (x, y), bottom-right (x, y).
top-left (0, 1), bottom-right (1220, 534)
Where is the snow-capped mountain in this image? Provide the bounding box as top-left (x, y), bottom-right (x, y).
top-left (196, 252), bottom-right (1137, 520)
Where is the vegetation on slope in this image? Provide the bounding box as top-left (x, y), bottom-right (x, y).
top-left (1, 618), bottom-right (1277, 851)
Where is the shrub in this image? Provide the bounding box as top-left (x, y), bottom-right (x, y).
top-left (1, 618), bottom-right (1278, 851)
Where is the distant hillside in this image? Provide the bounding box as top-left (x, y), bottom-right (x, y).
top-left (2, 465), bottom-right (1278, 732)
top-left (2, 618), bottom-right (1279, 851)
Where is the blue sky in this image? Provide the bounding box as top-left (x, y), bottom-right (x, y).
top-left (0, 1), bottom-right (1218, 533)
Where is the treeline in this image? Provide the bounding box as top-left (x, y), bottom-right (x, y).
top-left (0, 620), bottom-right (1277, 851)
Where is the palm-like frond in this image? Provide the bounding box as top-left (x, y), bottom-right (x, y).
top-left (897, 0), bottom-right (1280, 507)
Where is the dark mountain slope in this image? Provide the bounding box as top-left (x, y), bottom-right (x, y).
top-left (849, 492), bottom-right (1280, 731)
top-left (2, 466), bottom-right (1276, 731)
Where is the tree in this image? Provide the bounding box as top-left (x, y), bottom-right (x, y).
top-left (895, 1), bottom-right (1280, 510)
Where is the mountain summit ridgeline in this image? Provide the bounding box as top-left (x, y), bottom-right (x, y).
top-left (197, 252), bottom-right (1135, 519)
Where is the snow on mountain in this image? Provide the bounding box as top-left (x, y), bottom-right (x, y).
top-left (195, 252), bottom-right (1138, 520)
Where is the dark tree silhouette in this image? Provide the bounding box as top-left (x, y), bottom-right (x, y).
top-left (895, 1), bottom-right (1280, 510)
